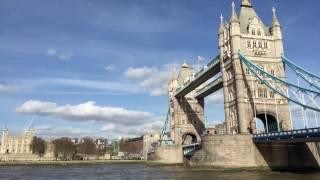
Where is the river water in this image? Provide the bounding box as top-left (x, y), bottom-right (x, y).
top-left (0, 163), bottom-right (319, 180)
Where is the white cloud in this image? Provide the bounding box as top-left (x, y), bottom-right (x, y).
top-left (46, 48), bottom-right (73, 60)
top-left (125, 66), bottom-right (155, 79)
top-left (125, 63), bottom-right (178, 96)
top-left (35, 125), bottom-right (93, 138)
top-left (100, 118), bottom-right (163, 137)
top-left (206, 90), bottom-right (224, 104)
top-left (0, 83), bottom-right (17, 93)
top-left (104, 64), bottom-right (117, 72)
top-left (14, 77), bottom-right (142, 95)
top-left (16, 100), bottom-right (153, 126)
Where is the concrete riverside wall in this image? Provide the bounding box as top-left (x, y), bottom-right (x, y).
top-left (189, 135), bottom-right (320, 170)
top-left (0, 154), bottom-right (55, 162)
top-left (148, 146), bottom-right (183, 164)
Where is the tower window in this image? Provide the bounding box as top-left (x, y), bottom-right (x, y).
top-left (247, 40), bottom-right (251, 48)
top-left (270, 91), bottom-right (275, 98)
top-left (257, 29), bottom-right (261, 36)
top-left (253, 41), bottom-right (257, 48)
top-left (271, 69), bottom-right (275, 76)
top-left (264, 42), bottom-right (268, 49)
top-left (258, 41), bottom-right (262, 48)
top-left (252, 29), bottom-right (256, 36)
top-left (245, 68), bottom-right (250, 75)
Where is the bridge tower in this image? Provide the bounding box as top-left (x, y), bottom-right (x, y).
top-left (219, 0), bottom-right (292, 134)
top-left (168, 63), bottom-right (205, 145)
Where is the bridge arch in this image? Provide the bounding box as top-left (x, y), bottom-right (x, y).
top-left (253, 112), bottom-right (279, 133)
top-left (181, 131), bottom-right (201, 145)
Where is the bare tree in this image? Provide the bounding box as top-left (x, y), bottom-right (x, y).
top-left (52, 137), bottom-right (76, 161)
top-left (30, 136), bottom-right (47, 157)
top-left (78, 137), bottom-right (96, 159)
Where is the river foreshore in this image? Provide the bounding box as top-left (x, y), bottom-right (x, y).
top-left (0, 160), bottom-right (146, 166)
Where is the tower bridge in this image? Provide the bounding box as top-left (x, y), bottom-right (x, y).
top-left (149, 0), bottom-right (320, 169)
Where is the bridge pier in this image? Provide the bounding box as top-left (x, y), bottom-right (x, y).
top-left (188, 134), bottom-right (320, 170)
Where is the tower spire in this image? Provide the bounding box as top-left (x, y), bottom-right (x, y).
top-left (241, 0), bottom-right (252, 7)
top-left (272, 6), bottom-right (280, 27)
top-left (230, 1), bottom-right (239, 22)
top-left (219, 14), bottom-right (224, 33)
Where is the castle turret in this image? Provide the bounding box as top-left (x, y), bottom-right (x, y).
top-left (0, 125), bottom-right (9, 154)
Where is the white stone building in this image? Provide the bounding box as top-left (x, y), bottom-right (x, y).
top-left (0, 126), bottom-right (34, 154)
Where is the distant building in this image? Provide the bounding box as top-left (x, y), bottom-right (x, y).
top-left (0, 126), bottom-right (35, 154)
top-left (143, 133), bottom-right (160, 160)
top-left (71, 138), bottom-right (79, 145)
top-left (95, 138), bottom-right (108, 150)
top-left (120, 136), bottom-right (143, 158)
top-left (205, 123), bottom-right (226, 135)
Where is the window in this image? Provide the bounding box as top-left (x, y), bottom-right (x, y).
top-left (271, 69), bottom-right (275, 76)
top-left (245, 68), bottom-right (250, 75)
top-left (252, 89), bottom-right (256, 98)
top-left (258, 88), bottom-right (267, 98)
top-left (253, 41), bottom-right (257, 48)
top-left (270, 91), bottom-right (275, 98)
top-left (252, 29), bottom-right (256, 36)
top-left (258, 41), bottom-right (262, 48)
top-left (257, 29), bottom-right (261, 36)
top-left (263, 89), bottom-right (268, 98)
top-left (247, 40), bottom-right (251, 48)
top-left (264, 42), bottom-right (268, 49)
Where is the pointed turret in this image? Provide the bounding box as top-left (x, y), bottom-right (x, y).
top-left (219, 14), bottom-right (224, 34)
top-left (177, 63), bottom-right (192, 86)
top-left (272, 6), bottom-right (280, 27)
top-left (241, 0), bottom-right (252, 7)
top-left (230, 1), bottom-right (239, 23)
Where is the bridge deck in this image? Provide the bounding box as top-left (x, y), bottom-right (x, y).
top-left (253, 128), bottom-right (320, 143)
top-left (175, 55), bottom-right (220, 98)
top-left (195, 76), bottom-right (223, 99)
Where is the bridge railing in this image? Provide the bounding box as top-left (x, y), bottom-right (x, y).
top-left (253, 128), bottom-right (320, 142)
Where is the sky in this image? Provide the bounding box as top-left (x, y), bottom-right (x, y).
top-left (1, 0), bottom-right (320, 139)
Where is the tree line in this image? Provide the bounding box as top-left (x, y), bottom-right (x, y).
top-left (30, 136), bottom-right (110, 160)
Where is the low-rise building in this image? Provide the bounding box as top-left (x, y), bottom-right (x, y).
top-left (143, 133), bottom-right (160, 160)
top-left (0, 126), bottom-right (34, 154)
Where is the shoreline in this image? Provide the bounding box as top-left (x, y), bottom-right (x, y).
top-left (0, 160), bottom-right (145, 166)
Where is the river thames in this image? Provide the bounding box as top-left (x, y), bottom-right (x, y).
top-left (0, 163), bottom-right (319, 180)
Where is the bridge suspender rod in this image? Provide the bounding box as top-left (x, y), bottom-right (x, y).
top-left (272, 81), bottom-right (280, 132)
top-left (263, 99), bottom-right (269, 133)
top-left (286, 88), bottom-right (294, 130)
top-left (250, 76), bottom-right (257, 132)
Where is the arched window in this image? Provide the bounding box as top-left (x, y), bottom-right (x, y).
top-left (257, 29), bottom-right (261, 36)
top-left (264, 41), bottom-right (268, 49)
top-left (245, 68), bottom-right (250, 75)
top-left (258, 88), bottom-right (263, 98)
top-left (270, 91), bottom-right (275, 98)
top-left (247, 40), bottom-right (251, 48)
top-left (271, 69), bottom-right (275, 76)
top-left (252, 29), bottom-right (256, 36)
top-left (253, 41), bottom-right (257, 48)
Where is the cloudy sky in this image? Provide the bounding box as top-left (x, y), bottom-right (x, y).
top-left (1, 0), bottom-right (319, 138)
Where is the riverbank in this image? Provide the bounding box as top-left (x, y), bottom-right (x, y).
top-left (0, 160), bottom-right (145, 166)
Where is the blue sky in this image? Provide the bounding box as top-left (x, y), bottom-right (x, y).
top-left (0, 0), bottom-right (320, 138)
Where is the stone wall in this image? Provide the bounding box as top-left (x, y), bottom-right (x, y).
top-left (148, 146), bottom-right (183, 164)
top-left (189, 135), bottom-right (320, 170)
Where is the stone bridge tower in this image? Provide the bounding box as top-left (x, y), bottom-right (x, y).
top-left (168, 64), bottom-right (205, 145)
top-left (219, 0), bottom-right (292, 134)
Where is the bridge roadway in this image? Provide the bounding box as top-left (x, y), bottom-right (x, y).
top-left (253, 127), bottom-right (320, 143)
top-left (175, 55), bottom-right (221, 98)
top-left (195, 76), bottom-right (223, 99)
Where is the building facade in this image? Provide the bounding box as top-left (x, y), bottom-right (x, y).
top-left (0, 126), bottom-right (35, 154)
top-left (219, 0), bottom-right (292, 134)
